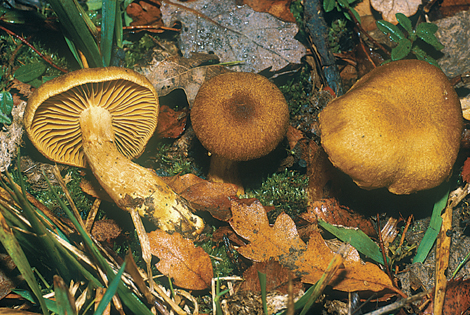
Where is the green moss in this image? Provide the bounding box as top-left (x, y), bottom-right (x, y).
top-left (328, 18), bottom-right (355, 54)
top-left (123, 34), bottom-right (158, 68)
top-left (290, 0), bottom-right (307, 45)
top-left (199, 237), bottom-right (236, 278)
top-left (0, 33), bottom-right (68, 90)
top-left (244, 169), bottom-right (308, 223)
top-left (279, 65), bottom-right (312, 117)
top-left (152, 142), bottom-right (202, 177)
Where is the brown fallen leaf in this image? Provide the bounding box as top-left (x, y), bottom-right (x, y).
top-left (239, 260), bottom-right (303, 294)
top-left (126, 0), bottom-right (163, 26)
top-left (156, 105), bottom-right (188, 139)
top-left (423, 278), bottom-right (470, 314)
top-left (162, 173), bottom-right (238, 221)
top-left (91, 219), bottom-right (122, 242)
top-left (298, 230), bottom-right (395, 293)
top-left (148, 230), bottom-right (213, 290)
top-left (242, 0), bottom-right (295, 22)
top-left (462, 157), bottom-right (470, 182)
top-left (230, 199), bottom-right (397, 293)
top-left (301, 198), bottom-right (377, 237)
top-left (230, 199), bottom-right (307, 262)
top-left (9, 79), bottom-right (34, 99)
top-left (438, 0), bottom-right (470, 17)
top-left (307, 140), bottom-right (340, 201)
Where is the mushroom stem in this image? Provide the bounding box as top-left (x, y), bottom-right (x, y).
top-left (207, 155), bottom-right (244, 195)
top-left (79, 107), bottom-right (204, 237)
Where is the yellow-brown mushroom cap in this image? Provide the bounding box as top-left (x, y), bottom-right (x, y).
top-left (191, 72), bottom-right (289, 161)
top-left (24, 67), bottom-right (159, 168)
top-left (319, 60), bottom-right (463, 194)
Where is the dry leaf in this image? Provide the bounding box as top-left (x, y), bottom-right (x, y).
top-left (137, 51), bottom-right (230, 106)
top-left (163, 173), bottom-right (238, 221)
top-left (301, 199), bottom-right (377, 237)
top-left (161, 0), bottom-right (307, 73)
top-left (91, 219), bottom-right (122, 242)
top-left (126, 0), bottom-right (163, 26)
top-left (306, 140), bottom-right (339, 201)
top-left (148, 230), bottom-right (213, 290)
top-left (462, 157), bottom-right (470, 182)
top-left (423, 278), bottom-right (470, 314)
top-left (156, 105), bottom-right (188, 138)
top-left (371, 0), bottom-right (421, 23)
top-left (438, 0), bottom-right (470, 17)
top-left (239, 260), bottom-right (303, 294)
top-left (242, 0), bottom-right (295, 22)
top-left (230, 199), bottom-right (396, 293)
top-left (10, 79), bottom-right (34, 98)
top-left (461, 95), bottom-right (470, 121)
top-left (298, 231), bottom-right (395, 293)
top-left (230, 199), bottom-right (307, 262)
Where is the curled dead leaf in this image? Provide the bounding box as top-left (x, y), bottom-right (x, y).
top-left (163, 173), bottom-right (238, 221)
top-left (301, 198), bottom-right (377, 237)
top-left (148, 230), bottom-right (213, 290)
top-left (156, 105), bottom-right (188, 139)
top-left (126, 0), bottom-right (163, 26)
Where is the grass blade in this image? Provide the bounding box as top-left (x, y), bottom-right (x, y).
top-left (43, 173), bottom-right (154, 314)
top-left (414, 184), bottom-right (449, 263)
top-left (54, 275), bottom-right (77, 315)
top-left (95, 262), bottom-right (126, 315)
top-left (0, 212), bottom-right (49, 315)
top-left (46, 0), bottom-right (103, 67)
top-left (101, 0), bottom-right (118, 66)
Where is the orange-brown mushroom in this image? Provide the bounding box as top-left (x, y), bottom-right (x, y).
top-left (191, 72), bottom-right (290, 195)
top-left (319, 60), bottom-right (463, 195)
top-left (24, 67), bottom-right (204, 236)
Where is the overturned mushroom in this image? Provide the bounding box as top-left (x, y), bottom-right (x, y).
top-left (24, 67), bottom-right (204, 236)
top-left (319, 60), bottom-right (463, 194)
top-left (191, 72), bottom-right (290, 195)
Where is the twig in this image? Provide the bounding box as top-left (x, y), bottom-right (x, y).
top-left (363, 289), bottom-right (432, 315)
top-left (0, 23), bottom-right (68, 73)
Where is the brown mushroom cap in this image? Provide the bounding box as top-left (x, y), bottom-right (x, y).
top-left (24, 67), bottom-right (159, 168)
top-left (319, 60), bottom-right (463, 194)
top-left (191, 72), bottom-right (289, 161)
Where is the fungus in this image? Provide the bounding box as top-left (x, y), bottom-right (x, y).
top-left (191, 72), bottom-right (289, 195)
top-left (319, 60), bottom-right (463, 195)
top-left (24, 67), bottom-right (204, 236)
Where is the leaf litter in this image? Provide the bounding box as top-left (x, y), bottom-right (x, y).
top-left (160, 0), bottom-right (307, 73)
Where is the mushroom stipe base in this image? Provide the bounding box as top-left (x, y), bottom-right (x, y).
top-left (80, 106), bottom-right (204, 236)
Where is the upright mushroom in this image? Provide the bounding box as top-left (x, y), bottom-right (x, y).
top-left (24, 67), bottom-right (204, 236)
top-left (191, 72), bottom-right (289, 195)
top-left (319, 60), bottom-right (463, 194)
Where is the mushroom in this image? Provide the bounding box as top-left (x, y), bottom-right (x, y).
top-left (24, 67), bottom-right (204, 236)
top-left (319, 60), bottom-right (463, 195)
top-left (191, 72), bottom-right (289, 195)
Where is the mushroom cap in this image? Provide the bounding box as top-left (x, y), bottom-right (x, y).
top-left (191, 72), bottom-right (289, 161)
top-left (24, 67), bottom-right (159, 168)
top-left (319, 60), bottom-right (463, 194)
